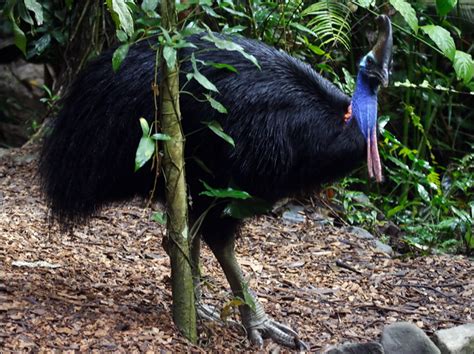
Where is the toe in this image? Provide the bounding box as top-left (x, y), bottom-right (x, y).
top-left (270, 320), bottom-right (299, 337)
top-left (248, 328), bottom-right (264, 347)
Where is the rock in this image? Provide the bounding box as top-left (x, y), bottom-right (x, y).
top-left (346, 226), bottom-right (375, 239)
top-left (433, 323), bottom-right (474, 354)
top-left (12, 152), bottom-right (37, 165)
top-left (373, 239), bottom-right (394, 256)
top-left (324, 342), bottom-right (384, 354)
top-left (381, 322), bottom-right (440, 354)
top-left (281, 203), bottom-right (306, 224)
top-left (0, 60), bottom-right (46, 147)
top-left (345, 226), bottom-right (394, 255)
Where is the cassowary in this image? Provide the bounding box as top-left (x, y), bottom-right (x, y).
top-left (39, 15), bottom-right (392, 349)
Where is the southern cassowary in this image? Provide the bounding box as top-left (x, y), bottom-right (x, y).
top-left (39, 15), bottom-right (393, 349)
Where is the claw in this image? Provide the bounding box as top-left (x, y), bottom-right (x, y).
top-left (271, 320), bottom-right (299, 337)
top-left (249, 328), bottom-right (265, 347)
top-left (241, 299), bottom-right (308, 350)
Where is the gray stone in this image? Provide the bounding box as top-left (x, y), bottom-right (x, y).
top-left (433, 323), bottom-right (474, 354)
top-left (346, 226), bottom-right (375, 239)
top-left (373, 239), bottom-right (394, 256)
top-left (12, 152), bottom-right (37, 165)
top-left (282, 203), bottom-right (306, 224)
top-left (381, 322), bottom-right (440, 354)
top-left (324, 342), bottom-right (384, 354)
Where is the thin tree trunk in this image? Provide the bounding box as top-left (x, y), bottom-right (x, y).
top-left (160, 0), bottom-right (197, 343)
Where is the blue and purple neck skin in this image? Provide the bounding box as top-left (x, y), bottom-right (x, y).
top-left (345, 53), bottom-right (383, 182)
top-left (344, 15), bottom-right (392, 182)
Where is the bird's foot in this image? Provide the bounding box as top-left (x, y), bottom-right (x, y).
top-left (196, 301), bottom-right (239, 327)
top-left (241, 297), bottom-right (308, 350)
top-left (244, 315), bottom-right (308, 350)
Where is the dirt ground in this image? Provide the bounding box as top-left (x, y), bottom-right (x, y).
top-left (1, 146), bottom-right (473, 352)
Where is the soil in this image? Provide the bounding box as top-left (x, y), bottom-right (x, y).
top-left (1, 146), bottom-right (472, 352)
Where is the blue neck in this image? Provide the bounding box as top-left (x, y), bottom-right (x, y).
top-left (351, 73), bottom-right (378, 139)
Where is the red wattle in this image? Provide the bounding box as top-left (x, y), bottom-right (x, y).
top-left (367, 130), bottom-right (383, 182)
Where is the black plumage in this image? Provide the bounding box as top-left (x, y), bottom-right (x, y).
top-left (39, 17), bottom-right (392, 348)
top-left (40, 34), bottom-right (364, 229)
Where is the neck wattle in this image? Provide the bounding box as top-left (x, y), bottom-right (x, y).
top-left (351, 73), bottom-right (383, 182)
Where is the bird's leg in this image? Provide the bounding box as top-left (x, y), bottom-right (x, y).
top-left (209, 237), bottom-right (308, 350)
top-left (191, 234), bottom-right (234, 323)
top-left (191, 233), bottom-right (202, 289)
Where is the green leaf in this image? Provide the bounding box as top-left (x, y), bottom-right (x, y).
top-left (112, 43), bottom-right (129, 71)
top-left (416, 184), bottom-right (430, 202)
top-left (9, 14), bottom-right (26, 55)
top-left (453, 50), bottom-right (474, 84)
top-left (387, 204), bottom-right (408, 218)
top-left (389, 0), bottom-right (418, 33)
top-left (151, 211), bottom-right (167, 224)
top-left (51, 29), bottom-right (66, 45)
top-left (135, 136), bottom-right (155, 171)
top-left (205, 120), bottom-right (234, 146)
top-left (242, 284), bottom-right (257, 312)
top-left (151, 133), bottom-right (172, 141)
top-left (223, 198), bottom-right (272, 219)
top-left (17, 1), bottom-right (34, 24)
top-left (290, 23), bottom-right (318, 38)
top-left (200, 180), bottom-right (250, 199)
top-left (301, 1), bottom-right (352, 50)
top-left (205, 61), bottom-right (238, 73)
top-left (141, 0), bottom-right (158, 11)
top-left (202, 34), bottom-right (260, 69)
top-left (193, 72), bottom-right (218, 92)
top-left (139, 117), bottom-right (150, 136)
top-left (307, 43), bottom-right (326, 56)
top-left (24, 0), bottom-right (43, 25)
top-left (221, 298), bottom-right (245, 321)
top-left (192, 156), bottom-right (213, 175)
top-left (191, 54), bottom-right (219, 92)
top-left (163, 45), bottom-right (177, 70)
top-left (421, 25), bottom-right (455, 60)
top-left (357, 0), bottom-right (376, 7)
top-left (106, 0), bottom-right (134, 38)
top-left (27, 33), bottom-right (51, 58)
top-left (116, 30), bottom-right (128, 42)
top-left (436, 0), bottom-right (457, 16)
top-left (221, 6), bottom-right (250, 19)
top-left (202, 5), bottom-right (223, 19)
top-left (205, 94), bottom-right (227, 114)
top-left (65, 0), bottom-right (74, 10)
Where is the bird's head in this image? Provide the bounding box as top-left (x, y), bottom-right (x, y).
top-left (359, 15), bottom-right (393, 88)
top-left (351, 15), bottom-right (393, 182)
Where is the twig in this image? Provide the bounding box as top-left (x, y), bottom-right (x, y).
top-left (396, 283), bottom-right (462, 304)
top-left (356, 303), bottom-right (423, 315)
top-left (336, 259), bottom-right (362, 274)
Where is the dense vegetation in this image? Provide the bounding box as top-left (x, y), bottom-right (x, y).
top-left (1, 0), bottom-right (473, 255)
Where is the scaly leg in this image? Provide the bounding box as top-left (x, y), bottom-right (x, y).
top-left (209, 236), bottom-right (308, 350)
top-left (191, 234), bottom-right (227, 322)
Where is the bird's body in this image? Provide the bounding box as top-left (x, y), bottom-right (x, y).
top-left (40, 16), bottom-right (393, 349)
top-left (40, 34), bottom-right (365, 227)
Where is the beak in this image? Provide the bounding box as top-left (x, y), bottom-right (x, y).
top-left (372, 15), bottom-right (392, 87)
top-left (381, 68), bottom-right (389, 87)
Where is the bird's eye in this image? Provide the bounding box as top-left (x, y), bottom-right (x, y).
top-left (366, 56), bottom-right (374, 65)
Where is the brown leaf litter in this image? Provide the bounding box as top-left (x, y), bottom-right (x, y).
top-left (0, 146), bottom-right (472, 352)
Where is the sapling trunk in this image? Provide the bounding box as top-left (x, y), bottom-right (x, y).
top-left (160, 0), bottom-right (197, 343)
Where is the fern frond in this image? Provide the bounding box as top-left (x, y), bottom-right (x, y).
top-left (301, 1), bottom-right (352, 51)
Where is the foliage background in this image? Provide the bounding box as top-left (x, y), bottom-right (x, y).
top-left (0, 0), bottom-right (472, 255)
